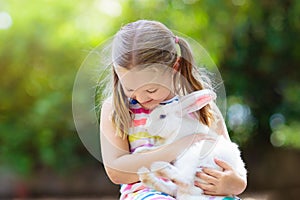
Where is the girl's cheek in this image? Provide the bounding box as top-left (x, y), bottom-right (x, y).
top-left (154, 90), bottom-right (169, 100)
top-left (153, 90), bottom-right (164, 98)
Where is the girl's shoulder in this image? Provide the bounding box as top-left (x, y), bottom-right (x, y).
top-left (101, 97), bottom-right (113, 116)
top-left (209, 101), bottom-right (230, 140)
top-left (102, 96), bottom-right (113, 107)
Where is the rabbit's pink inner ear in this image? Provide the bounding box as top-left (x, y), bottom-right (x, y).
top-left (195, 94), bottom-right (214, 106)
top-left (180, 90), bottom-right (216, 114)
top-left (184, 94), bottom-right (214, 114)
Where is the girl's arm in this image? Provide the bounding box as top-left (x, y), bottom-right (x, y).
top-left (100, 99), bottom-right (210, 184)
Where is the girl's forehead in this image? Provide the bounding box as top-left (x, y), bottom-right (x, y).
top-left (115, 65), bottom-right (173, 91)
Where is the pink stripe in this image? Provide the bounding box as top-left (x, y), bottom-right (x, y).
top-left (123, 184), bottom-right (132, 191)
top-left (131, 108), bottom-right (151, 114)
top-left (133, 118), bottom-right (147, 126)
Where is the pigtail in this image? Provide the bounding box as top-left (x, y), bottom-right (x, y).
top-left (175, 37), bottom-right (214, 126)
top-left (111, 70), bottom-right (132, 139)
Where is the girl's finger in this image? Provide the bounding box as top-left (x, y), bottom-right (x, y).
top-left (214, 158), bottom-right (233, 171)
top-left (194, 181), bottom-right (215, 192)
top-left (196, 172), bottom-right (218, 185)
top-left (202, 167), bottom-right (222, 178)
top-left (203, 190), bottom-right (219, 196)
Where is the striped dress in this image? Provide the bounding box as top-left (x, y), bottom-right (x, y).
top-left (119, 97), bottom-right (240, 200)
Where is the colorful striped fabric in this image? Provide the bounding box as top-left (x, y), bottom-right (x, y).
top-left (120, 184), bottom-right (176, 200)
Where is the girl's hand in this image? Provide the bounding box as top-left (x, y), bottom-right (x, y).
top-left (194, 158), bottom-right (247, 196)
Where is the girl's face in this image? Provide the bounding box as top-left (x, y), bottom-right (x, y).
top-left (115, 65), bottom-right (175, 110)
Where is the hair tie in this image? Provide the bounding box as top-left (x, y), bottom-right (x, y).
top-left (175, 36), bottom-right (179, 44)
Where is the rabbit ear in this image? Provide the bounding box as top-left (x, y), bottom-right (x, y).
top-left (180, 89), bottom-right (216, 114)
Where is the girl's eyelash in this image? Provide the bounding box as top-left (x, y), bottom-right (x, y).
top-left (147, 89), bottom-right (157, 93)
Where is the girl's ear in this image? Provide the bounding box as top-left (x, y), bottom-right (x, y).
top-left (180, 89), bottom-right (216, 115)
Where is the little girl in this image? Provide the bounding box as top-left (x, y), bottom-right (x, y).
top-left (100, 20), bottom-right (247, 200)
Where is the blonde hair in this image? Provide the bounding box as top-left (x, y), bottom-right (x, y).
top-left (110, 20), bottom-right (213, 138)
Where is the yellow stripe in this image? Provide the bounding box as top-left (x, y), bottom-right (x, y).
top-left (128, 132), bottom-right (162, 143)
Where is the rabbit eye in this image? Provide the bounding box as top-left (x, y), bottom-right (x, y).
top-left (159, 114), bottom-right (166, 119)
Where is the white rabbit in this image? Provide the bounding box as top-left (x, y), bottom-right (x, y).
top-left (137, 89), bottom-right (247, 200)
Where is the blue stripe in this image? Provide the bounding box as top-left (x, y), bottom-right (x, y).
top-left (160, 98), bottom-right (178, 105)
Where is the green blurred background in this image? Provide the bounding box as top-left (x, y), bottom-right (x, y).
top-left (1, 0), bottom-right (300, 199)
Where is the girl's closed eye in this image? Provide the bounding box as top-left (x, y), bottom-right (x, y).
top-left (147, 88), bottom-right (158, 93)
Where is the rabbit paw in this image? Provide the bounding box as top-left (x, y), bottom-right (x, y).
top-left (151, 161), bottom-right (171, 171)
top-left (138, 166), bottom-right (150, 175)
top-left (138, 167), bottom-right (153, 185)
top-left (151, 161), bottom-right (190, 188)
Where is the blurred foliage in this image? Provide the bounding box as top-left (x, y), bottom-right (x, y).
top-left (220, 0), bottom-right (300, 147)
top-left (0, 0), bottom-right (300, 176)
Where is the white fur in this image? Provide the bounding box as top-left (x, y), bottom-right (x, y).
top-left (136, 89), bottom-right (247, 200)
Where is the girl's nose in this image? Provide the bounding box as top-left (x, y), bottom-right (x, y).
top-left (134, 92), bottom-right (151, 104)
